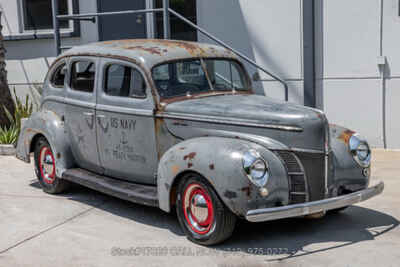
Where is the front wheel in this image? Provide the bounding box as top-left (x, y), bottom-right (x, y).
top-left (34, 137), bottom-right (70, 194)
top-left (176, 174), bottom-right (237, 245)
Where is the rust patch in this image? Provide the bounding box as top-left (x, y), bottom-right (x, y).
top-left (183, 152), bottom-right (197, 161)
top-left (241, 186), bottom-right (252, 198)
top-left (338, 129), bottom-right (356, 144)
top-left (159, 90), bottom-right (251, 105)
top-left (209, 164), bottom-right (215, 170)
top-left (124, 45), bottom-right (164, 56)
top-left (224, 191), bottom-right (238, 199)
top-left (171, 165), bottom-right (180, 176)
top-left (188, 163), bottom-right (193, 168)
top-left (101, 39), bottom-right (232, 58)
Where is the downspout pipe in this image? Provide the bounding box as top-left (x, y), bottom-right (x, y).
top-left (378, 0), bottom-right (387, 149)
top-left (303, 0), bottom-right (316, 108)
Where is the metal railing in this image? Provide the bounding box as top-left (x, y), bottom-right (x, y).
top-left (51, 0), bottom-right (289, 101)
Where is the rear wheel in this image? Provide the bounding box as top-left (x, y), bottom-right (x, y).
top-left (34, 137), bottom-right (70, 194)
top-left (176, 174), bottom-right (237, 245)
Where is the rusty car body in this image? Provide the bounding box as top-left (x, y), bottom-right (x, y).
top-left (16, 39), bottom-right (384, 245)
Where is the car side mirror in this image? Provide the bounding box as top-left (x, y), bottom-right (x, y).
top-left (252, 72), bottom-right (260, 82)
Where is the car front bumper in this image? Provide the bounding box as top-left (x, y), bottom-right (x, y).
top-left (246, 180), bottom-right (384, 222)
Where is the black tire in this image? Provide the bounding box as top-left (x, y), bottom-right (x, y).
top-left (176, 173), bottom-right (237, 246)
top-left (34, 137), bottom-right (70, 194)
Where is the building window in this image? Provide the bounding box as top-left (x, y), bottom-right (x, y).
top-left (21, 0), bottom-right (70, 31)
top-left (155, 0), bottom-right (197, 41)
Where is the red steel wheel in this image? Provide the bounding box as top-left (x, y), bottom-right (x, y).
top-left (34, 137), bottom-right (70, 194)
top-left (176, 174), bottom-right (237, 245)
top-left (182, 183), bottom-right (215, 235)
top-left (39, 146), bottom-right (56, 184)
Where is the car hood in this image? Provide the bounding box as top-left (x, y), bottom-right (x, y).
top-left (159, 94), bottom-right (328, 151)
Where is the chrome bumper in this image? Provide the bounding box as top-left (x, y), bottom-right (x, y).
top-left (246, 180), bottom-right (384, 222)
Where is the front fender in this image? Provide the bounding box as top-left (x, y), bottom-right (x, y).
top-left (16, 109), bottom-right (75, 177)
top-left (329, 124), bottom-right (370, 193)
top-left (157, 137), bottom-right (289, 217)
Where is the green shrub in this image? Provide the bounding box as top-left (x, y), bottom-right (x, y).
top-left (0, 88), bottom-right (34, 144)
top-left (0, 124), bottom-right (18, 145)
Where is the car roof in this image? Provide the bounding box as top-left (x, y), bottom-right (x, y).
top-left (62, 39), bottom-right (238, 69)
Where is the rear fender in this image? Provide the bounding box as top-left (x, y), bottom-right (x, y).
top-left (16, 110), bottom-right (75, 177)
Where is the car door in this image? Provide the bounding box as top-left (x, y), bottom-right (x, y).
top-left (96, 58), bottom-right (158, 185)
top-left (65, 57), bottom-right (103, 174)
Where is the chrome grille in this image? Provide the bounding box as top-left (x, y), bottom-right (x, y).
top-left (275, 151), bottom-right (309, 204)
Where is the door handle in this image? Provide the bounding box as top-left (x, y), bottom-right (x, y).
top-left (83, 112), bottom-right (94, 117)
top-left (96, 115), bottom-right (106, 119)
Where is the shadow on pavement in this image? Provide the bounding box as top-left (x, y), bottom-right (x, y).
top-left (217, 206), bottom-right (399, 260)
top-left (30, 180), bottom-right (399, 258)
top-left (30, 180), bottom-right (183, 236)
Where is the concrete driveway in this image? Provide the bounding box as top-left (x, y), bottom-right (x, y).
top-left (0, 150), bottom-right (399, 267)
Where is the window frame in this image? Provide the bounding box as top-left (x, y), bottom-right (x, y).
top-left (49, 61), bottom-right (67, 89)
top-left (151, 57), bottom-right (253, 100)
top-left (102, 62), bottom-right (147, 100)
top-left (18, 0), bottom-right (79, 36)
top-left (69, 59), bottom-right (97, 94)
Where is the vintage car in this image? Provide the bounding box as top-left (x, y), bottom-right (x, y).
top-left (16, 39), bottom-right (384, 245)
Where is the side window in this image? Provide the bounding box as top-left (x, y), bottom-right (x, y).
top-left (50, 63), bottom-right (67, 88)
top-left (104, 64), bottom-right (146, 98)
top-left (70, 61), bottom-right (96, 93)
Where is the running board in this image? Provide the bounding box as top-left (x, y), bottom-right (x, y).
top-left (62, 168), bottom-right (158, 207)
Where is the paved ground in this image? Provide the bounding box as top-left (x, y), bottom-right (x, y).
top-left (0, 150), bottom-right (399, 267)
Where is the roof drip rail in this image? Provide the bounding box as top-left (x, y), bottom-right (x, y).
top-left (51, 0), bottom-right (289, 101)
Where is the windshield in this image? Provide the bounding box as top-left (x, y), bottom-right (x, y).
top-left (152, 58), bottom-right (251, 98)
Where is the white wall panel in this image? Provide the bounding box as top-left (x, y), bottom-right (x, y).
top-left (261, 80), bottom-right (304, 105)
top-left (197, 0), bottom-right (303, 96)
top-left (382, 0), bottom-right (400, 76)
top-left (324, 0), bottom-right (381, 77)
top-left (0, 1), bottom-right (20, 35)
top-left (386, 79), bottom-right (400, 148)
top-left (324, 79), bottom-right (383, 148)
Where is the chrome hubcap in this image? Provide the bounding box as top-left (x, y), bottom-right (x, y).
top-left (190, 194), bottom-right (209, 223)
top-left (39, 147), bottom-right (55, 184)
top-left (183, 183), bottom-right (214, 234)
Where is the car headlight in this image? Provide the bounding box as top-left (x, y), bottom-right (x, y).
top-left (349, 134), bottom-right (371, 167)
top-left (242, 150), bottom-right (269, 187)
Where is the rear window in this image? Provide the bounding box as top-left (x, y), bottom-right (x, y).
top-left (50, 62), bottom-right (67, 88)
top-left (70, 61), bottom-right (96, 93)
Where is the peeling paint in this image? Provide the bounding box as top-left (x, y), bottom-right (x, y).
top-left (338, 129), bottom-right (356, 144)
top-left (241, 186), bottom-right (252, 198)
top-left (183, 152), bottom-right (197, 161)
top-left (171, 165), bottom-right (180, 176)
